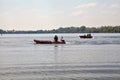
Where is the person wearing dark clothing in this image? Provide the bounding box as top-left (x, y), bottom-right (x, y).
top-left (54, 35), bottom-right (58, 42)
top-left (61, 36), bottom-right (65, 42)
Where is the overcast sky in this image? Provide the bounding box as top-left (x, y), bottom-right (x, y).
top-left (0, 0), bottom-right (120, 30)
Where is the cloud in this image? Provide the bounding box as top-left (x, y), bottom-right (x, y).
top-left (75, 2), bottom-right (97, 9)
top-left (0, 9), bottom-right (69, 30)
top-left (69, 2), bottom-right (97, 16)
top-left (70, 10), bottom-right (83, 16)
top-left (0, 10), bottom-right (50, 30)
top-left (110, 4), bottom-right (120, 8)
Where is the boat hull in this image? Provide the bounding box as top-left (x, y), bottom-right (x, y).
top-left (34, 39), bottom-right (65, 44)
top-left (80, 36), bottom-right (93, 38)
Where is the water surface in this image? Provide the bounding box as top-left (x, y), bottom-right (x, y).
top-left (0, 33), bottom-right (120, 80)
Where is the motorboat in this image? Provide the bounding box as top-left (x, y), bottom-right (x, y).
top-left (80, 34), bottom-right (93, 38)
top-left (34, 39), bottom-right (65, 44)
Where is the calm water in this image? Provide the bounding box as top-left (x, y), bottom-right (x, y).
top-left (0, 33), bottom-right (120, 80)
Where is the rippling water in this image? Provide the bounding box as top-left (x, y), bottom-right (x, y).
top-left (0, 33), bottom-right (120, 80)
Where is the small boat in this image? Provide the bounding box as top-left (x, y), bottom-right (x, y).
top-left (34, 39), bottom-right (65, 44)
top-left (80, 34), bottom-right (93, 38)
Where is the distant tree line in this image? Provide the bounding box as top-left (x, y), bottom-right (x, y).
top-left (0, 25), bottom-right (120, 34)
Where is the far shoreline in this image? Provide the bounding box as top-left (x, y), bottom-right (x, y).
top-left (0, 25), bottom-right (120, 34)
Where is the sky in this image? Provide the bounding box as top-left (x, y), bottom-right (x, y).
top-left (0, 0), bottom-right (120, 30)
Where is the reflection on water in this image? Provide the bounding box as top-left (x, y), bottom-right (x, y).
top-left (0, 33), bottom-right (120, 80)
top-left (54, 45), bottom-right (58, 64)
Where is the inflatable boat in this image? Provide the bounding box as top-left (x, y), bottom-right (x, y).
top-left (34, 39), bottom-right (65, 44)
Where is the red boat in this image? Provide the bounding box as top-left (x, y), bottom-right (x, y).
top-left (34, 39), bottom-right (65, 44)
top-left (80, 34), bottom-right (93, 38)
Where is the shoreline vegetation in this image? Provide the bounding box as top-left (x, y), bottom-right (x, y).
top-left (0, 25), bottom-right (120, 34)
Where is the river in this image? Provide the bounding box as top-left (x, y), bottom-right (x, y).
top-left (0, 33), bottom-right (120, 80)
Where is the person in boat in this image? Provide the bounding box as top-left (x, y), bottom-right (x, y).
top-left (54, 35), bottom-right (58, 42)
top-left (87, 34), bottom-right (91, 37)
top-left (61, 36), bottom-right (65, 42)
